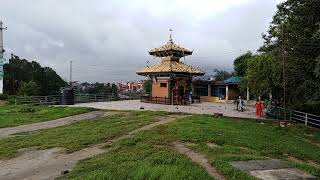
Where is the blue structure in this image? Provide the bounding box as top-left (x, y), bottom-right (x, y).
top-left (224, 76), bottom-right (240, 84)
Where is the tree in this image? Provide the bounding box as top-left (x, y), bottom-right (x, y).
top-left (213, 69), bottom-right (233, 81)
top-left (143, 80), bottom-right (152, 94)
top-left (234, 51), bottom-right (254, 77)
top-left (233, 0), bottom-right (320, 114)
top-left (3, 54), bottom-right (67, 95)
top-left (315, 56), bottom-right (320, 78)
top-left (244, 54), bottom-right (283, 99)
top-left (17, 81), bottom-right (38, 96)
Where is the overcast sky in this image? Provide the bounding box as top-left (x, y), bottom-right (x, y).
top-left (0, 0), bottom-right (284, 83)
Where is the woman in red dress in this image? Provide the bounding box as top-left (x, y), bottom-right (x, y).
top-left (255, 100), bottom-right (264, 118)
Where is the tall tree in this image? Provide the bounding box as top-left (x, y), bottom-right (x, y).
top-left (234, 51), bottom-right (254, 77)
top-left (3, 54), bottom-right (67, 95)
top-left (249, 0), bottom-right (320, 113)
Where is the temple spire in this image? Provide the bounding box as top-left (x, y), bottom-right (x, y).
top-left (169, 29), bottom-right (173, 43)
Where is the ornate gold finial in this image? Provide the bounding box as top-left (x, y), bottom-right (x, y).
top-left (169, 29), bottom-right (173, 43)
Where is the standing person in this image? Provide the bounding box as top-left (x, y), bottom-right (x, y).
top-left (238, 96), bottom-right (244, 112)
top-left (255, 99), bottom-right (263, 118)
top-left (189, 90), bottom-right (193, 104)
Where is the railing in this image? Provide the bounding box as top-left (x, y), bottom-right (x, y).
top-left (75, 94), bottom-right (118, 103)
top-left (266, 105), bottom-right (320, 128)
top-left (140, 96), bottom-right (191, 105)
top-left (14, 93), bottom-right (119, 105)
top-left (141, 96), bottom-right (172, 105)
top-left (15, 95), bottom-right (62, 105)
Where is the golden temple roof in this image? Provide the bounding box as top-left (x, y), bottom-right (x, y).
top-left (136, 60), bottom-right (204, 76)
top-left (149, 35), bottom-right (193, 57)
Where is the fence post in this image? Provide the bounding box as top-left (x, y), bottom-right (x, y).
top-left (289, 110), bottom-right (292, 121)
top-left (305, 114), bottom-right (308, 125)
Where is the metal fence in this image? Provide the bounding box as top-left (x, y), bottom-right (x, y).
top-left (141, 96), bottom-right (172, 105)
top-left (266, 105), bottom-right (320, 128)
top-left (14, 93), bottom-right (120, 105)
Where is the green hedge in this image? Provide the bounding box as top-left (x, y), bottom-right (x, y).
top-left (0, 94), bottom-right (8, 100)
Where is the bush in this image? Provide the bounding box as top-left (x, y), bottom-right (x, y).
top-left (0, 94), bottom-right (8, 100)
top-left (17, 81), bottom-right (38, 96)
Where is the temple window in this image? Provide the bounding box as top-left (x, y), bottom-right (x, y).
top-left (160, 83), bottom-right (167, 88)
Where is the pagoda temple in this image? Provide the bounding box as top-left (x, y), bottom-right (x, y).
top-left (137, 34), bottom-right (204, 105)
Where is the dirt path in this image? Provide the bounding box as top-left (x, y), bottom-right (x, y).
top-left (174, 142), bottom-right (225, 180)
top-left (0, 115), bottom-right (184, 180)
top-left (0, 111), bottom-right (118, 139)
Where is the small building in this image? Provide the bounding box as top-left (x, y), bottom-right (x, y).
top-left (136, 34), bottom-right (204, 105)
top-left (192, 76), bottom-right (241, 103)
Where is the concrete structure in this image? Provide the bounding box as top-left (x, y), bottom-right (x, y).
top-left (136, 32), bottom-right (204, 105)
top-left (193, 76), bottom-right (242, 103)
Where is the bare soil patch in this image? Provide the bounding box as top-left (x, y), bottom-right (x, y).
top-left (0, 115), bottom-right (184, 180)
top-left (174, 142), bottom-right (225, 180)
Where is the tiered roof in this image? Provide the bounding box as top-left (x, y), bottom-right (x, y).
top-left (137, 34), bottom-right (204, 77)
top-left (136, 60), bottom-right (204, 76)
top-left (149, 35), bottom-right (193, 58)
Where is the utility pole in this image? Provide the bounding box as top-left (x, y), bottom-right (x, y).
top-left (69, 60), bottom-right (73, 86)
top-left (0, 21), bottom-right (7, 94)
top-left (282, 23), bottom-right (287, 121)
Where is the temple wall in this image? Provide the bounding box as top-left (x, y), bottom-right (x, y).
top-left (152, 79), bottom-right (169, 98)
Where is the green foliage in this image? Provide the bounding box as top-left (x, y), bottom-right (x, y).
top-left (234, 0), bottom-right (320, 113)
top-left (143, 79), bottom-right (152, 94)
top-left (245, 54), bottom-right (283, 98)
top-left (233, 51), bottom-right (253, 77)
top-left (0, 94), bottom-right (8, 100)
top-left (3, 54), bottom-right (67, 95)
top-left (17, 81), bottom-right (38, 96)
top-left (0, 105), bottom-right (92, 128)
top-left (315, 56), bottom-right (320, 78)
top-left (213, 69), bottom-right (233, 81)
top-left (261, 0), bottom-right (320, 108)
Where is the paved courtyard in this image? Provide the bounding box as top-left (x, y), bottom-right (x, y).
top-left (71, 100), bottom-right (258, 119)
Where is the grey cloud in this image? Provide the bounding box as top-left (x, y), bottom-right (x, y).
top-left (0, 0), bottom-right (279, 82)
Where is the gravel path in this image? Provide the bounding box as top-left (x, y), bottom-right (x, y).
top-left (71, 100), bottom-right (258, 119)
top-left (0, 111), bottom-right (117, 139)
top-left (0, 115), bottom-right (185, 180)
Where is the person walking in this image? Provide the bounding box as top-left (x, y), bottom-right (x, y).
top-left (238, 96), bottom-right (244, 112)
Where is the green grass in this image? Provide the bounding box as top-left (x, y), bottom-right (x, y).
top-left (62, 126), bottom-right (213, 180)
top-left (0, 105), bottom-right (93, 128)
top-left (0, 111), bottom-right (170, 159)
top-left (63, 114), bottom-right (320, 179)
top-left (168, 115), bottom-right (320, 178)
top-left (1, 109), bottom-right (319, 179)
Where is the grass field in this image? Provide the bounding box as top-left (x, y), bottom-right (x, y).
top-left (0, 107), bottom-right (319, 179)
top-left (63, 115), bottom-right (320, 179)
top-left (0, 111), bottom-right (170, 159)
top-left (0, 105), bottom-right (93, 128)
